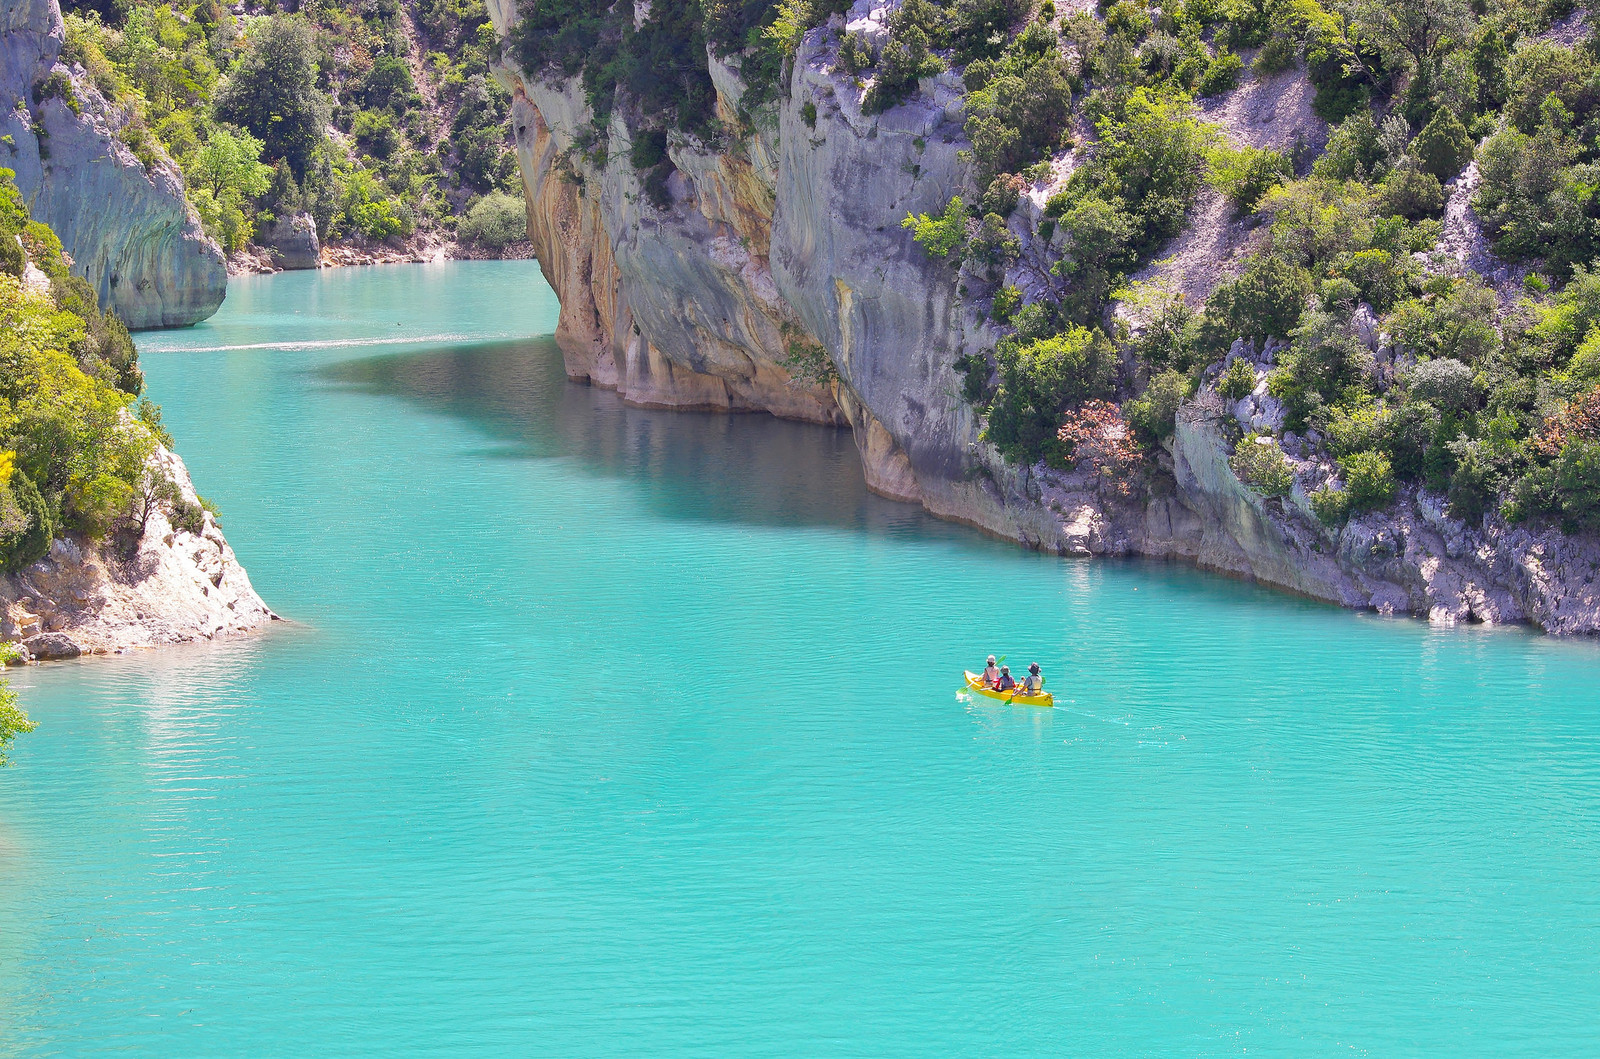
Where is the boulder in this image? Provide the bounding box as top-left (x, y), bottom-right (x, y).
top-left (256, 211), bottom-right (320, 270)
top-left (23, 630), bottom-right (81, 660)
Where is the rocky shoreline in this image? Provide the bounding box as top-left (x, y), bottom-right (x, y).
top-left (0, 447), bottom-right (276, 663)
top-left (228, 223), bottom-right (537, 276)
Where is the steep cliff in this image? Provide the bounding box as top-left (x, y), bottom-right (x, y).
top-left (491, 2), bottom-right (1600, 635)
top-left (0, 0), bottom-right (225, 327)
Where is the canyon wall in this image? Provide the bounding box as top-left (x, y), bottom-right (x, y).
top-left (489, 2), bottom-right (1600, 634)
top-left (0, 0), bottom-right (225, 328)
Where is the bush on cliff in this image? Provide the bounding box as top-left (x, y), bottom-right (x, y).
top-left (1046, 88), bottom-right (1213, 321)
top-left (983, 327), bottom-right (1117, 463)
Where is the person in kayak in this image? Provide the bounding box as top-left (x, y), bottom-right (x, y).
top-left (981, 655), bottom-right (1000, 687)
top-left (995, 665), bottom-right (1016, 692)
top-left (1022, 663), bottom-right (1044, 694)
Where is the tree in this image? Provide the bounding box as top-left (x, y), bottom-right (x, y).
top-left (188, 127), bottom-right (272, 200)
top-left (214, 16), bottom-right (328, 178)
top-left (864, 0), bottom-right (944, 113)
top-left (459, 191), bottom-right (528, 251)
top-left (0, 681), bottom-right (35, 767)
top-left (1413, 107), bottom-right (1474, 181)
top-left (1354, 0), bottom-right (1470, 74)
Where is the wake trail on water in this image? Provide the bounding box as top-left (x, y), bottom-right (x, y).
top-left (143, 333), bottom-right (518, 354)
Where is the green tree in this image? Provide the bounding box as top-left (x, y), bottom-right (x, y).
top-left (902, 196), bottom-right (970, 258)
top-left (1353, 0), bottom-right (1471, 74)
top-left (459, 191), bottom-right (527, 250)
top-left (0, 681), bottom-right (35, 767)
top-left (984, 327), bottom-right (1118, 461)
top-left (864, 0), bottom-right (944, 113)
top-left (1413, 107), bottom-right (1474, 181)
top-left (214, 16), bottom-right (328, 178)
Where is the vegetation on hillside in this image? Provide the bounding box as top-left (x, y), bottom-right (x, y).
top-left (0, 168), bottom-right (199, 568)
top-left (498, 0), bottom-right (1600, 537)
top-left (61, 0), bottom-right (518, 253)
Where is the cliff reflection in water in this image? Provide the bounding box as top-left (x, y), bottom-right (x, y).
top-left (319, 338), bottom-right (950, 540)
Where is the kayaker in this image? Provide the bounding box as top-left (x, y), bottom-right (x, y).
top-left (996, 665), bottom-right (1016, 692)
top-left (981, 655), bottom-right (1000, 687)
top-left (1022, 663), bottom-right (1044, 694)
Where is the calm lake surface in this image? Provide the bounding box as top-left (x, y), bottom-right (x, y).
top-left (2, 262), bottom-right (1598, 1056)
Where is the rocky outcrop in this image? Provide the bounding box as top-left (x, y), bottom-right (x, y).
top-left (491, 1), bottom-right (1600, 635)
top-left (0, 446), bottom-right (275, 657)
top-left (0, 0), bottom-right (226, 327)
top-left (256, 211), bottom-right (321, 270)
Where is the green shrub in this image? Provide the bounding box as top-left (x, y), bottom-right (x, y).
top-left (458, 191), bottom-right (527, 250)
top-left (1203, 254), bottom-right (1313, 350)
top-left (350, 200), bottom-right (407, 242)
top-left (1413, 107), bottom-right (1475, 182)
top-left (980, 173), bottom-right (1024, 217)
top-left (902, 196), bottom-right (969, 259)
top-left (984, 326), bottom-right (1117, 461)
top-left (1198, 50), bottom-right (1243, 97)
top-left (1380, 164), bottom-right (1445, 220)
top-left (778, 324), bottom-right (837, 385)
top-left (0, 232), bottom-right (21, 278)
top-left (966, 212), bottom-right (1021, 270)
top-left (1231, 434), bottom-right (1295, 496)
top-left (0, 681), bottom-right (36, 766)
top-left (1407, 358), bottom-right (1478, 411)
top-left (1254, 35), bottom-right (1297, 75)
top-left (1342, 247), bottom-right (1411, 312)
top-left (629, 128), bottom-right (668, 170)
top-left (32, 72), bottom-right (81, 115)
top-left (1310, 483), bottom-right (1350, 524)
top-left (0, 474), bottom-right (53, 573)
top-left (351, 111), bottom-right (400, 160)
top-left (1207, 144), bottom-right (1292, 216)
top-left (863, 0), bottom-right (944, 114)
top-left (1218, 357), bottom-right (1257, 399)
top-left (1340, 449), bottom-right (1398, 511)
top-left (1446, 435), bottom-right (1509, 524)
top-left (1267, 307), bottom-right (1374, 431)
top-left (990, 285), bottom-right (1023, 323)
top-left (1125, 369), bottom-right (1191, 441)
top-left (837, 31), bottom-right (874, 73)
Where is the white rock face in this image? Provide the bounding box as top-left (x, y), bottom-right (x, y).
top-left (492, 17), bottom-right (1600, 635)
top-left (0, 446), bottom-right (275, 655)
top-left (0, 0), bottom-right (226, 327)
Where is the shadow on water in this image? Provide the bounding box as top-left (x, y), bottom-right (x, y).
top-left (316, 336), bottom-right (982, 544)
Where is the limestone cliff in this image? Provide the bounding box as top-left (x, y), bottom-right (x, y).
top-left (0, 445), bottom-right (275, 660)
top-left (491, 3), bottom-right (1600, 635)
top-left (0, 0), bottom-right (225, 328)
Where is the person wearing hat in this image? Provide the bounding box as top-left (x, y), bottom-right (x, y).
top-left (995, 665), bottom-right (1017, 692)
top-left (1021, 663), bottom-right (1044, 694)
top-left (981, 655), bottom-right (1001, 688)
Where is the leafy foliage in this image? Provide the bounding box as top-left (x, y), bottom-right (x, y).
top-left (458, 191), bottom-right (527, 250)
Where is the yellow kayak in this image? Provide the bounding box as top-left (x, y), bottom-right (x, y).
top-left (963, 671), bottom-right (1054, 708)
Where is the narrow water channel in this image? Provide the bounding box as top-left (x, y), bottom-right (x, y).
top-left (2, 263), bottom-right (1597, 1056)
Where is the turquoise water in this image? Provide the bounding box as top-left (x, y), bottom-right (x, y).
top-left (2, 263), bottom-right (1599, 1056)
